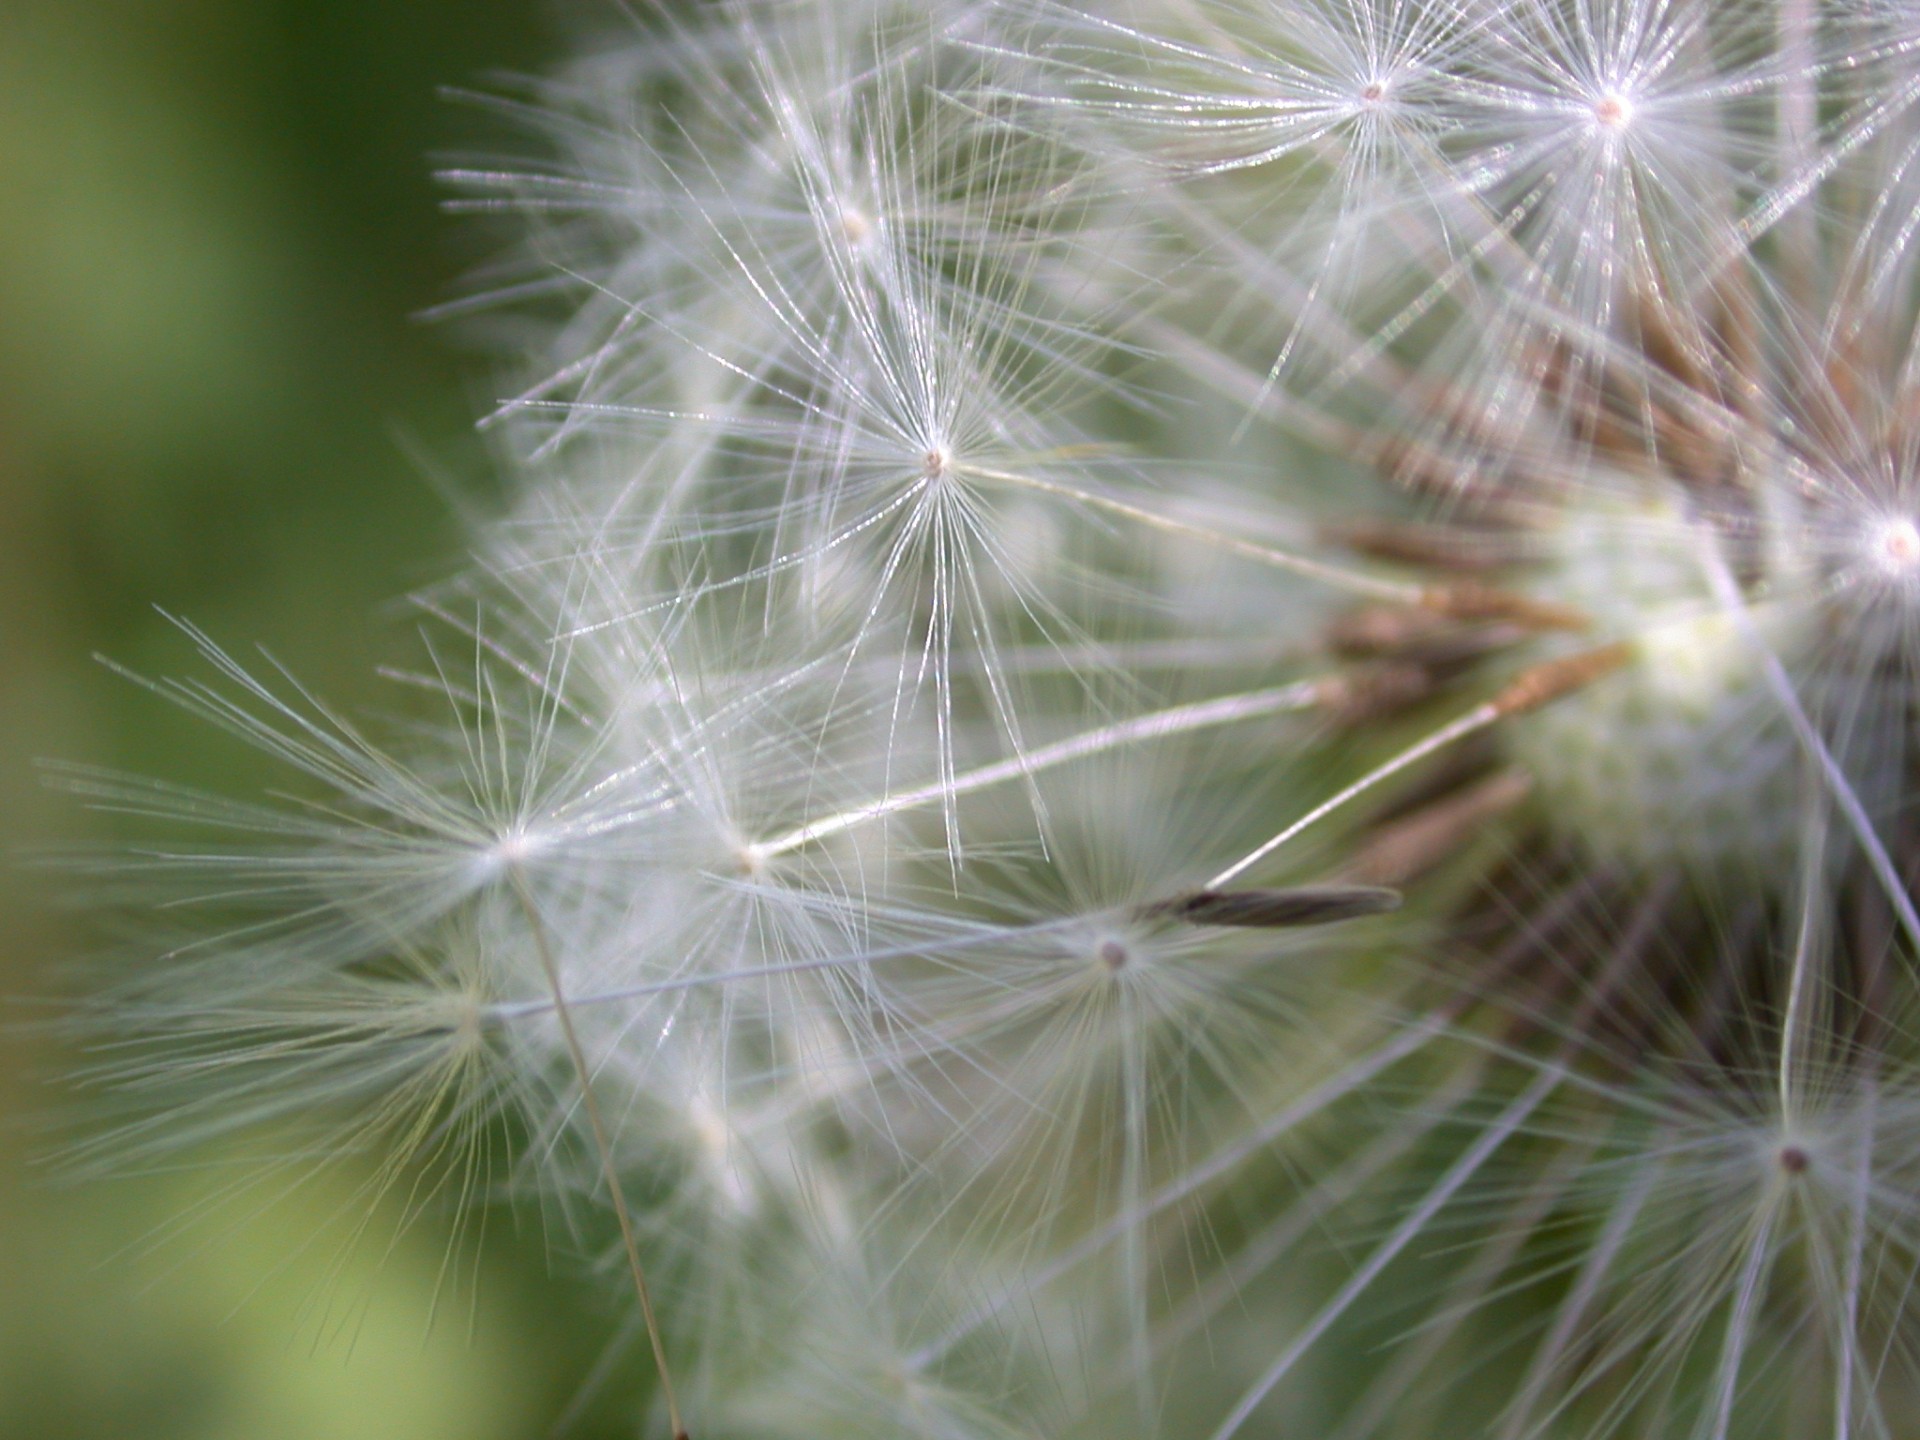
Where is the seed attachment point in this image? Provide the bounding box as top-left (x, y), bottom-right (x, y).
top-left (1592, 91), bottom-right (1634, 131)
top-left (1875, 516), bottom-right (1920, 573)
top-left (1489, 642), bottom-right (1633, 718)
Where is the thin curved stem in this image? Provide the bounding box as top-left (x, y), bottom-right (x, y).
top-left (749, 678), bottom-right (1325, 862)
top-left (509, 867), bottom-right (687, 1440)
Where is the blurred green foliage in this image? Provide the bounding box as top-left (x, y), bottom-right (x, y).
top-left (0, 2), bottom-right (647, 1434)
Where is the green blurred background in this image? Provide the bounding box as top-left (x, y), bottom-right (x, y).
top-left (0, 2), bottom-right (645, 1435)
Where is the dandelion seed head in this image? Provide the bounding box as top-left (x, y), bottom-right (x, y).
top-left (1501, 490), bottom-right (1801, 873)
top-left (61, 3), bottom-right (1920, 1436)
